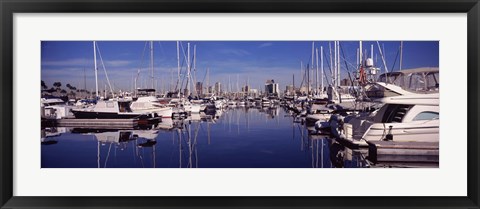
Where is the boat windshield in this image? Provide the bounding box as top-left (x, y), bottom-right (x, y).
top-left (118, 102), bottom-right (133, 112)
top-left (377, 68), bottom-right (439, 93)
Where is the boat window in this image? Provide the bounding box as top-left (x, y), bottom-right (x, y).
top-left (412, 111), bottom-right (439, 121)
top-left (381, 104), bottom-right (413, 123)
top-left (106, 102), bottom-right (115, 108)
top-left (119, 102), bottom-right (133, 112)
top-left (407, 72), bottom-right (439, 93)
top-left (379, 70), bottom-right (439, 94)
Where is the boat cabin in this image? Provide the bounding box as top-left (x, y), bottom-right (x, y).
top-left (94, 100), bottom-right (133, 113)
top-left (365, 67), bottom-right (439, 98)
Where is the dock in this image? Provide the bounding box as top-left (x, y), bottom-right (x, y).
top-left (55, 118), bottom-right (139, 129)
top-left (365, 141), bottom-right (439, 165)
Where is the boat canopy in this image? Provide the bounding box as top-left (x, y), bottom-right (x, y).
top-left (377, 67), bottom-right (439, 94)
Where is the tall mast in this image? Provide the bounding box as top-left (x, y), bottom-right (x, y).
top-left (315, 47), bottom-right (319, 95)
top-left (359, 41), bottom-right (363, 67)
top-left (399, 41), bottom-right (403, 70)
top-left (292, 74), bottom-right (295, 97)
top-left (300, 61), bottom-right (303, 91)
top-left (356, 48), bottom-right (359, 68)
top-left (311, 42), bottom-right (315, 93)
top-left (320, 46), bottom-right (324, 93)
top-left (337, 41), bottom-right (340, 87)
top-left (93, 41), bottom-right (98, 99)
top-left (150, 41), bottom-right (154, 89)
top-left (307, 61), bottom-right (310, 95)
top-left (329, 42), bottom-right (333, 87)
top-left (187, 42), bottom-right (191, 96)
top-left (371, 44), bottom-right (374, 60)
top-left (376, 41), bottom-right (390, 78)
top-left (193, 44), bottom-right (197, 96)
top-left (176, 41), bottom-right (180, 97)
top-left (83, 68), bottom-right (86, 92)
top-left (333, 41), bottom-right (337, 87)
top-left (207, 67), bottom-right (209, 94)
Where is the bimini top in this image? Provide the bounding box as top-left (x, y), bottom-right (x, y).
top-left (375, 67), bottom-right (439, 94)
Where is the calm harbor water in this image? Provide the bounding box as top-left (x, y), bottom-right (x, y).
top-left (41, 106), bottom-right (368, 168)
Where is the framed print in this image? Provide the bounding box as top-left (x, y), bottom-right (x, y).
top-left (1, 0), bottom-right (479, 208)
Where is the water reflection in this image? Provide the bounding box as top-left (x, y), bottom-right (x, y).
top-left (41, 106), bottom-right (368, 168)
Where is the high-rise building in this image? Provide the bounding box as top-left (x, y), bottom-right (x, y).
top-left (195, 82), bottom-right (203, 96)
top-left (285, 85), bottom-right (295, 96)
top-left (214, 82), bottom-right (222, 95)
top-left (241, 85), bottom-right (249, 93)
top-left (264, 79), bottom-right (279, 96)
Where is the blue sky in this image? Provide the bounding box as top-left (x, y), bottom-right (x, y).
top-left (41, 41), bottom-right (439, 93)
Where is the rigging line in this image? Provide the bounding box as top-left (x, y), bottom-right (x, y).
top-left (173, 43), bottom-right (188, 93)
top-left (156, 41), bottom-right (166, 57)
top-left (390, 46), bottom-right (401, 73)
top-left (321, 47), bottom-right (333, 86)
top-left (104, 143), bottom-right (113, 168)
top-left (95, 42), bottom-right (114, 95)
top-left (135, 41), bottom-right (148, 91)
top-left (339, 44), bottom-right (356, 83)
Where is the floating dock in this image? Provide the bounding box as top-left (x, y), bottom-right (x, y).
top-left (55, 118), bottom-right (139, 129)
top-left (366, 141), bottom-right (439, 165)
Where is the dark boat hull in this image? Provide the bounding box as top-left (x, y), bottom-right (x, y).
top-left (71, 110), bottom-right (147, 119)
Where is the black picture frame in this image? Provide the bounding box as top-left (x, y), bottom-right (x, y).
top-left (1, 0), bottom-right (479, 208)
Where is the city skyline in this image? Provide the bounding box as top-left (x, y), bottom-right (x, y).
top-left (41, 41), bottom-right (439, 94)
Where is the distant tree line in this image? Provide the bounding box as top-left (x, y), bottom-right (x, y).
top-left (41, 80), bottom-right (92, 99)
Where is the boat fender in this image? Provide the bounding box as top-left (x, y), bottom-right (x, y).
top-left (385, 125), bottom-right (393, 141)
top-left (366, 142), bottom-right (378, 164)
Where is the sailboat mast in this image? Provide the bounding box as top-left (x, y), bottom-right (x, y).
top-left (315, 47), bottom-right (319, 95)
top-left (83, 68), bottom-right (86, 92)
top-left (337, 41), bottom-right (340, 87)
top-left (300, 61), bottom-right (303, 91)
top-left (329, 42), bottom-right (333, 87)
top-left (359, 41), bottom-right (363, 67)
top-left (311, 42), bottom-right (315, 94)
top-left (187, 42), bottom-right (191, 96)
top-left (207, 67), bottom-right (209, 94)
top-left (93, 41), bottom-right (98, 99)
top-left (320, 46), bottom-right (324, 93)
top-left (371, 44), bottom-right (374, 61)
top-left (333, 41), bottom-right (337, 87)
top-left (399, 41), bottom-right (403, 70)
top-left (177, 41), bottom-right (180, 97)
top-left (150, 41), bottom-right (154, 89)
top-left (194, 45), bottom-right (197, 97)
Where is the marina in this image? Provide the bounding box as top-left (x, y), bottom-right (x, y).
top-left (41, 40), bottom-right (439, 168)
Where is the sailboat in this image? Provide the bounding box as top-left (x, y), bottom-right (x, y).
top-left (130, 41), bottom-right (174, 118)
